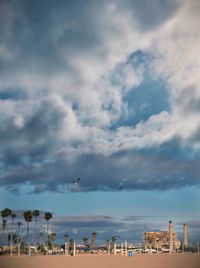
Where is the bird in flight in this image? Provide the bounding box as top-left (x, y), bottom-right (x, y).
top-left (73, 178), bottom-right (80, 184)
top-left (104, 216), bottom-right (111, 219)
top-left (118, 185), bottom-right (124, 190)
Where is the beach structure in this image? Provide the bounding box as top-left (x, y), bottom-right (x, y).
top-left (125, 240), bottom-right (128, 256)
top-left (114, 242), bottom-right (116, 255)
top-left (143, 221), bottom-right (181, 251)
top-left (183, 224), bottom-right (188, 249)
top-left (73, 241), bottom-right (76, 256)
top-left (169, 221), bottom-right (173, 252)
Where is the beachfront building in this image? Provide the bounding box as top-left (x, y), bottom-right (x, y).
top-left (143, 221), bottom-right (182, 251)
top-left (143, 231), bottom-right (181, 250)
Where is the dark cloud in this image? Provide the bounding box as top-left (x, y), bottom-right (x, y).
top-left (1, 143), bottom-right (200, 193)
top-left (0, 0), bottom-right (105, 78)
top-left (122, 216), bottom-right (156, 221)
top-left (0, 87), bottom-right (27, 101)
top-left (0, 0), bottom-right (180, 73)
top-left (117, 0), bottom-right (180, 31)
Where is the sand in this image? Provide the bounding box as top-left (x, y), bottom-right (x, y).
top-left (0, 254), bottom-right (200, 268)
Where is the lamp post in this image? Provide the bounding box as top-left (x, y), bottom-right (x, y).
top-left (121, 242), bottom-right (123, 255)
top-left (73, 241), bottom-right (76, 256)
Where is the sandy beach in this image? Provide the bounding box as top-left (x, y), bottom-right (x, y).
top-left (0, 254), bottom-right (200, 268)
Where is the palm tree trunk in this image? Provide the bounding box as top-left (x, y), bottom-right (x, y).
top-left (47, 221), bottom-right (49, 235)
top-left (10, 219), bottom-right (14, 256)
top-left (17, 241), bottom-right (20, 256)
top-left (47, 221), bottom-right (49, 242)
top-left (5, 217), bottom-right (8, 247)
top-left (46, 221), bottom-right (49, 252)
top-left (65, 242), bottom-right (67, 256)
top-left (27, 222), bottom-right (30, 256)
top-left (108, 243), bottom-right (110, 255)
top-left (10, 240), bottom-right (13, 257)
top-left (27, 222), bottom-right (29, 242)
top-left (2, 229), bottom-right (4, 255)
top-left (34, 218), bottom-right (37, 247)
top-left (67, 241), bottom-right (69, 256)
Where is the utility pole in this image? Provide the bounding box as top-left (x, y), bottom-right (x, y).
top-left (125, 240), bottom-right (127, 256)
top-left (73, 241), bottom-right (76, 256)
top-left (65, 241), bottom-right (67, 256)
top-left (114, 242), bottom-right (116, 255)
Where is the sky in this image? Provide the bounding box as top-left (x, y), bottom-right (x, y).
top-left (0, 0), bottom-right (200, 245)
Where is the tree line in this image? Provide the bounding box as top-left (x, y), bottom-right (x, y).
top-left (1, 207), bottom-right (124, 257)
top-left (0, 208), bottom-right (102, 255)
top-left (0, 208), bottom-right (53, 253)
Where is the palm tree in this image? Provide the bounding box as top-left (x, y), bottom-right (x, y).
top-left (106, 239), bottom-right (111, 254)
top-left (8, 234), bottom-right (11, 244)
top-left (83, 237), bottom-right (89, 250)
top-left (10, 212), bottom-right (16, 256)
top-left (64, 234), bottom-right (69, 242)
top-left (44, 212), bottom-right (52, 246)
top-left (1, 208), bottom-right (12, 221)
top-left (111, 236), bottom-right (117, 243)
top-left (92, 232), bottom-right (97, 250)
top-left (17, 222), bottom-right (22, 236)
top-left (16, 222), bottom-right (22, 255)
top-left (83, 237), bottom-right (88, 244)
top-left (2, 219), bottom-right (7, 233)
top-left (69, 239), bottom-right (74, 251)
top-left (106, 239), bottom-right (110, 246)
top-left (12, 234), bottom-right (18, 244)
top-left (111, 235), bottom-right (119, 255)
top-left (23, 211), bottom-right (33, 243)
top-left (111, 235), bottom-right (120, 245)
top-left (49, 232), bottom-right (56, 253)
top-left (1, 219), bottom-right (7, 252)
top-left (1, 208), bottom-right (12, 249)
top-left (32, 210), bottom-right (40, 247)
top-left (1, 208), bottom-right (12, 234)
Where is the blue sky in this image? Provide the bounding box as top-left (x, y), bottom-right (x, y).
top-left (0, 0), bottom-right (200, 245)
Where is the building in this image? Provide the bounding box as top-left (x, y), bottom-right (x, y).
top-left (143, 221), bottom-right (181, 250)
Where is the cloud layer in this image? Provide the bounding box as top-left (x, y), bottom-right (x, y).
top-left (0, 0), bottom-right (200, 193)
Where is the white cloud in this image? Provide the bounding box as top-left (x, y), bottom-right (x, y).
top-left (0, 0), bottom-right (200, 191)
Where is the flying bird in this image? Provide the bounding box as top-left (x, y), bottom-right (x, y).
top-left (104, 216), bottom-right (111, 219)
top-left (73, 178), bottom-right (80, 184)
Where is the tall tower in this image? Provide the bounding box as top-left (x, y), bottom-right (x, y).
top-left (169, 221), bottom-right (173, 252)
top-left (183, 224), bottom-right (188, 249)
